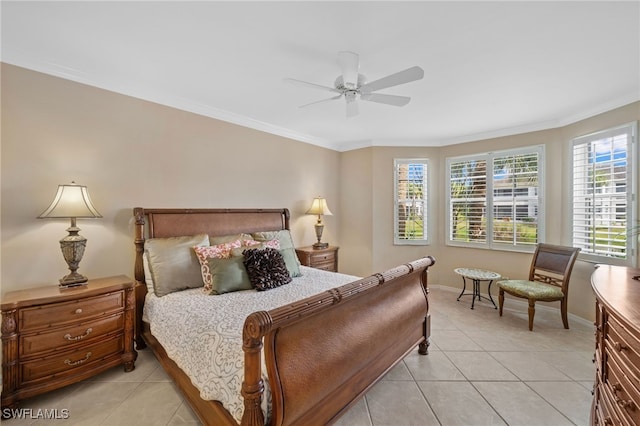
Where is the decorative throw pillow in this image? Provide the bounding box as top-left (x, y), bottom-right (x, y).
top-left (209, 233), bottom-right (254, 245)
top-left (251, 230), bottom-right (302, 277)
top-left (206, 256), bottom-right (253, 295)
top-left (243, 248), bottom-right (292, 291)
top-left (230, 239), bottom-right (280, 257)
top-left (144, 234), bottom-right (209, 297)
top-left (194, 240), bottom-right (243, 293)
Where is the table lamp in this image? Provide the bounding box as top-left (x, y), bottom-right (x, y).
top-left (38, 182), bottom-right (102, 287)
top-left (305, 197), bottom-right (333, 249)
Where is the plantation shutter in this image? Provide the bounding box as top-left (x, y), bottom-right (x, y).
top-left (394, 159), bottom-right (428, 245)
top-left (572, 123), bottom-right (636, 263)
top-left (492, 150), bottom-right (540, 246)
top-left (448, 157), bottom-right (488, 243)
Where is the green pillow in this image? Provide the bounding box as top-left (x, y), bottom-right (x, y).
top-left (144, 234), bottom-right (209, 297)
top-left (252, 230), bottom-right (302, 277)
top-left (206, 256), bottom-right (253, 295)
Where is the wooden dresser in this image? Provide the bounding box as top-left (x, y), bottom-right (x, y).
top-left (1, 275), bottom-right (137, 409)
top-left (295, 246), bottom-right (339, 272)
top-left (591, 265), bottom-right (640, 425)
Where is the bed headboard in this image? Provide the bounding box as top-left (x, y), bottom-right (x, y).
top-left (133, 207), bottom-right (290, 283)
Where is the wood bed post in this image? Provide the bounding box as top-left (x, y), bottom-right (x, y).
top-left (133, 207), bottom-right (148, 350)
top-left (419, 256), bottom-right (434, 355)
top-left (240, 311), bottom-right (272, 426)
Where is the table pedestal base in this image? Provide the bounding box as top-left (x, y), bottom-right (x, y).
top-left (456, 277), bottom-right (498, 310)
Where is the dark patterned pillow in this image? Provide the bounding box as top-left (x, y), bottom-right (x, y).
top-left (243, 248), bottom-right (292, 291)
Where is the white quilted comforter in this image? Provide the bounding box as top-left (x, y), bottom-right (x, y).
top-left (143, 266), bottom-right (359, 423)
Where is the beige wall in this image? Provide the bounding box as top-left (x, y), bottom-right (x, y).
top-left (1, 64), bottom-right (340, 293)
top-left (3, 63), bottom-right (639, 322)
top-left (343, 103), bottom-right (640, 322)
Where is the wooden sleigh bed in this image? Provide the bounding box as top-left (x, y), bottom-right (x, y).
top-left (133, 207), bottom-right (435, 426)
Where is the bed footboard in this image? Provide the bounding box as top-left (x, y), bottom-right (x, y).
top-left (241, 256), bottom-right (435, 426)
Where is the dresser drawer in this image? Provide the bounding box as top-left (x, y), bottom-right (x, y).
top-left (20, 313), bottom-right (125, 356)
top-left (607, 315), bottom-right (640, 388)
top-left (599, 378), bottom-right (630, 426)
top-left (21, 335), bottom-right (124, 383)
top-left (19, 291), bottom-right (125, 331)
top-left (605, 347), bottom-right (640, 424)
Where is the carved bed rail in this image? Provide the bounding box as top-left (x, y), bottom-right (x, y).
top-left (241, 256), bottom-right (435, 426)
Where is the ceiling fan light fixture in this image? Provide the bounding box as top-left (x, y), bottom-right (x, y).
top-left (286, 52), bottom-right (424, 117)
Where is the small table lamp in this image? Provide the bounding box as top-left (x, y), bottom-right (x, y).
top-left (306, 197), bottom-right (333, 249)
top-left (38, 182), bottom-right (102, 288)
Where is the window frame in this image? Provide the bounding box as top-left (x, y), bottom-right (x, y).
top-left (570, 122), bottom-right (637, 266)
top-left (445, 145), bottom-right (545, 252)
top-left (394, 158), bottom-right (429, 245)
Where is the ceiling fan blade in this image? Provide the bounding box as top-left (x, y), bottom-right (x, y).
top-left (299, 94), bottom-right (343, 108)
top-left (359, 66), bottom-right (424, 94)
top-left (338, 51), bottom-right (359, 89)
top-left (360, 93), bottom-right (411, 107)
top-left (284, 78), bottom-right (341, 94)
top-left (346, 99), bottom-right (359, 117)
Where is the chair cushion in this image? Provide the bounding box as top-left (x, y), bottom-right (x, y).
top-left (497, 280), bottom-right (564, 300)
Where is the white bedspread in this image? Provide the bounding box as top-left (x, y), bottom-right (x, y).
top-left (143, 266), bottom-right (359, 423)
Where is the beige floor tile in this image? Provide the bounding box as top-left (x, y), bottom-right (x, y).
top-left (446, 352), bottom-right (519, 381)
top-left (473, 381), bottom-right (574, 425)
top-left (333, 397), bottom-right (372, 426)
top-left (365, 381), bottom-right (439, 426)
top-left (527, 381), bottom-right (592, 426)
top-left (489, 351), bottom-right (572, 381)
top-left (417, 381), bottom-right (506, 425)
top-left (167, 402), bottom-right (201, 425)
top-left (536, 351), bottom-right (596, 381)
top-left (430, 330), bottom-right (483, 351)
top-left (101, 382), bottom-right (182, 426)
top-left (404, 350), bottom-right (466, 381)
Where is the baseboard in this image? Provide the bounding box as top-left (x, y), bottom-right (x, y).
top-left (429, 284), bottom-right (594, 328)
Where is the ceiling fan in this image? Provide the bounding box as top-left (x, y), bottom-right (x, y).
top-left (284, 51), bottom-right (424, 117)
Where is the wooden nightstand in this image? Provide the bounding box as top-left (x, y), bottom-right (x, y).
top-left (1, 275), bottom-right (137, 409)
top-left (296, 246), bottom-right (339, 272)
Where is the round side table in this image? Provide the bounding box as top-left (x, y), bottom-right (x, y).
top-left (454, 268), bottom-right (501, 310)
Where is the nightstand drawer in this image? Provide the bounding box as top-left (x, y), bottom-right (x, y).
top-left (314, 262), bottom-right (336, 272)
top-left (20, 313), bottom-right (125, 356)
top-left (310, 251), bottom-right (336, 263)
top-left (21, 336), bottom-right (124, 383)
top-left (19, 291), bottom-right (125, 331)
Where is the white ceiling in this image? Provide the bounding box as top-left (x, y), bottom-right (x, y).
top-left (2, 1), bottom-right (639, 151)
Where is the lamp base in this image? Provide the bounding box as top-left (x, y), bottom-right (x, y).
top-left (59, 272), bottom-right (89, 289)
top-left (312, 242), bottom-right (329, 249)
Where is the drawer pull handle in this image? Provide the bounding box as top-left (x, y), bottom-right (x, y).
top-left (611, 382), bottom-right (622, 392)
top-left (75, 308), bottom-right (83, 314)
top-left (615, 397), bottom-right (635, 411)
top-left (64, 328), bottom-right (93, 341)
top-left (64, 352), bottom-right (92, 367)
top-left (614, 341), bottom-right (627, 352)
top-left (604, 417), bottom-right (613, 425)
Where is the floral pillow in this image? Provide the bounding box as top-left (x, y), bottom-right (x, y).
top-left (194, 240), bottom-right (242, 293)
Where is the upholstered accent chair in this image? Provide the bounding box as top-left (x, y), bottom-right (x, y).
top-left (498, 244), bottom-right (581, 331)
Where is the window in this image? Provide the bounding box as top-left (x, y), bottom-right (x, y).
top-left (394, 159), bottom-right (428, 245)
top-left (572, 123), bottom-right (637, 265)
top-left (446, 146), bottom-right (544, 250)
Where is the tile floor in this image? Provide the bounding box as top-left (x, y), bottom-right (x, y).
top-left (2, 287), bottom-right (596, 425)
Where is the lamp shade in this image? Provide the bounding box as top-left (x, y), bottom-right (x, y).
top-left (305, 197), bottom-right (333, 216)
top-left (38, 182), bottom-right (102, 219)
